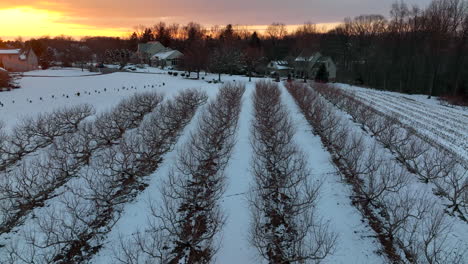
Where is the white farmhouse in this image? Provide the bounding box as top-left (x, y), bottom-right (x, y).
top-left (151, 49), bottom-right (183, 69)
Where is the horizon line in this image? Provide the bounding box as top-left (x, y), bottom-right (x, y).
top-left (0, 22), bottom-right (342, 41)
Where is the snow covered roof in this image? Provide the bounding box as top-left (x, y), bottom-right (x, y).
top-left (274, 60), bottom-right (288, 65)
top-left (268, 61), bottom-right (292, 70)
top-left (295, 51), bottom-right (322, 62)
top-left (138, 41), bottom-right (166, 56)
top-left (0, 49), bottom-right (20, 55)
top-left (151, 49), bottom-right (183, 60)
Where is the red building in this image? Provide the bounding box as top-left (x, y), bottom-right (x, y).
top-left (0, 49), bottom-right (39, 72)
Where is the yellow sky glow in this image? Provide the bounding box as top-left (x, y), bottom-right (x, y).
top-left (0, 7), bottom-right (129, 39)
top-left (0, 7), bottom-right (341, 40)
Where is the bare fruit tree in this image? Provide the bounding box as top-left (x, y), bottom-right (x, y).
top-left (249, 81), bottom-right (337, 263)
top-left (0, 104), bottom-right (94, 172)
top-left (0, 92), bottom-right (164, 241)
top-left (113, 83), bottom-right (244, 264)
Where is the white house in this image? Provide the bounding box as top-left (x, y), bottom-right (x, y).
top-left (136, 41), bottom-right (183, 68)
top-left (150, 49), bottom-right (183, 68)
top-left (136, 41), bottom-right (166, 64)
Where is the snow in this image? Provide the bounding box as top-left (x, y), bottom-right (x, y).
top-left (151, 49), bottom-right (181, 60)
top-left (0, 49), bottom-right (20, 55)
top-left (217, 82), bottom-right (258, 263)
top-left (336, 83), bottom-right (468, 162)
top-left (2, 67), bottom-right (464, 263)
top-left (0, 68), bottom-right (218, 129)
top-left (91, 93), bottom-right (206, 263)
top-left (280, 83), bottom-right (385, 264)
top-left (315, 82), bottom-right (468, 262)
top-left (22, 68), bottom-right (102, 77)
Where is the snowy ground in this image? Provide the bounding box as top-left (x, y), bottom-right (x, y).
top-left (22, 67), bottom-right (102, 77)
top-left (0, 67), bottom-right (465, 263)
top-left (337, 84), bottom-right (468, 162)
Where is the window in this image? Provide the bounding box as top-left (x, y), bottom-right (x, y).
top-left (172, 58), bottom-right (181, 66)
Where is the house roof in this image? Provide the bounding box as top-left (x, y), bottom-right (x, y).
top-left (138, 41), bottom-right (166, 56)
top-left (151, 49), bottom-right (183, 60)
top-left (273, 60), bottom-right (288, 65)
top-left (0, 49), bottom-right (20, 55)
top-left (268, 61), bottom-right (292, 70)
top-left (295, 51), bottom-right (322, 62)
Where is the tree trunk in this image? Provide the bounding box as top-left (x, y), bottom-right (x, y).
top-left (428, 64), bottom-right (438, 99)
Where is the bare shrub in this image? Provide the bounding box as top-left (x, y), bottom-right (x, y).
top-left (335, 133), bottom-right (365, 178)
top-left (0, 122), bottom-right (7, 165)
top-left (2, 89), bottom-right (207, 262)
top-left (114, 83), bottom-right (244, 263)
top-left (0, 93), bottom-right (163, 237)
top-left (358, 157), bottom-right (410, 209)
top-left (434, 162), bottom-right (468, 219)
top-left (249, 81), bottom-right (337, 263)
top-left (287, 82), bottom-right (467, 263)
top-left (116, 92), bottom-right (164, 127)
top-left (0, 104), bottom-right (94, 172)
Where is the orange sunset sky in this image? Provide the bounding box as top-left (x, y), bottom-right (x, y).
top-left (0, 0), bottom-right (431, 40)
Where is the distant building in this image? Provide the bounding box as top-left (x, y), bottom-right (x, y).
top-left (294, 51), bottom-right (336, 81)
top-left (0, 49), bottom-right (39, 72)
top-left (136, 41), bottom-right (184, 68)
top-left (150, 49), bottom-right (183, 68)
top-left (267, 61), bottom-right (293, 77)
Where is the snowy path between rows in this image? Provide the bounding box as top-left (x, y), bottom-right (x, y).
top-left (216, 82), bottom-right (257, 263)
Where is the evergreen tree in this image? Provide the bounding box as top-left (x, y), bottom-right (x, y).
top-left (40, 47), bottom-right (55, 69)
top-left (141, 28), bottom-right (153, 43)
top-left (0, 70), bottom-right (11, 88)
top-left (315, 63), bottom-right (329, 83)
top-left (249, 31), bottom-right (262, 48)
top-left (128, 32), bottom-right (139, 51)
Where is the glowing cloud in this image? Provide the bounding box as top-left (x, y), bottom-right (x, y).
top-left (0, 7), bottom-right (129, 39)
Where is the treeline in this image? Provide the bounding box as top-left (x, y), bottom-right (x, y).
top-left (323, 0), bottom-right (468, 100)
top-left (1, 0), bottom-right (467, 99)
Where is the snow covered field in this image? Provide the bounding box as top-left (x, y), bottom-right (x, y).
top-left (22, 68), bottom-right (103, 77)
top-left (0, 68), bottom-right (466, 263)
top-left (337, 84), bottom-right (468, 163)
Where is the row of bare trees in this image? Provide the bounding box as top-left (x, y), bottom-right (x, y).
top-left (0, 92), bottom-right (163, 236)
top-left (286, 81), bottom-right (466, 263)
top-left (1, 89), bottom-right (208, 263)
top-left (249, 81), bottom-right (337, 263)
top-left (315, 83), bottom-right (467, 221)
top-left (0, 104), bottom-right (94, 172)
top-left (111, 83), bottom-right (245, 264)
